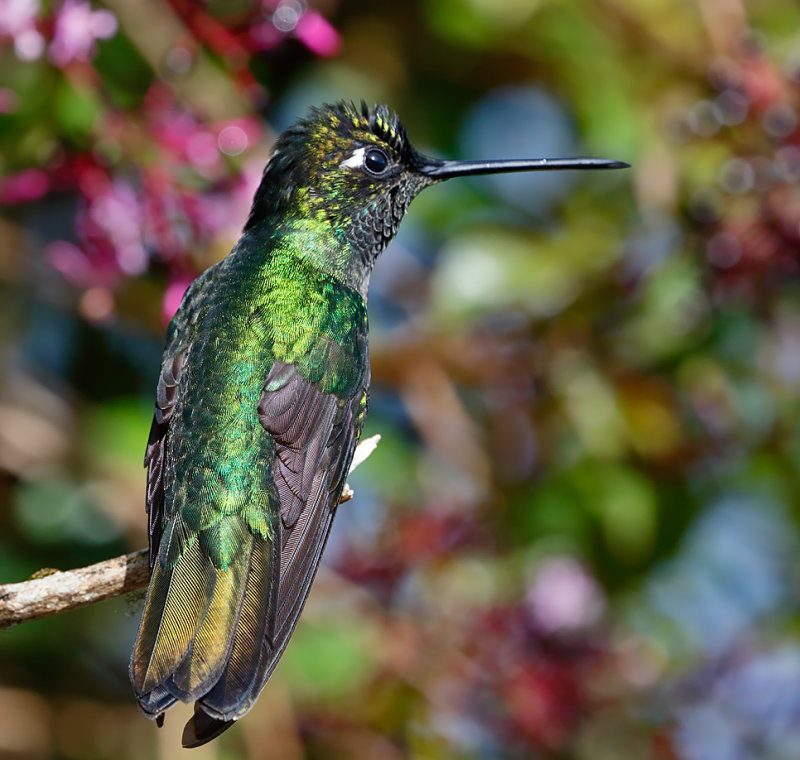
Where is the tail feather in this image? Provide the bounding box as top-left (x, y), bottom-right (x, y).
top-left (131, 524), bottom-right (278, 721)
top-left (180, 533), bottom-right (280, 747)
top-left (194, 532), bottom-right (280, 719)
top-left (131, 538), bottom-right (214, 694)
top-left (137, 684), bottom-right (176, 719)
top-left (169, 547), bottom-right (249, 700)
top-left (181, 475), bottom-right (340, 747)
top-left (182, 704), bottom-right (234, 748)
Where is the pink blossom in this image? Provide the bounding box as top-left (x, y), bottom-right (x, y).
top-left (149, 104), bottom-right (261, 176)
top-left (185, 131), bottom-right (219, 170)
top-left (150, 109), bottom-right (223, 175)
top-left (0, 168), bottom-right (49, 204)
top-left (151, 110), bottom-right (204, 159)
top-left (46, 240), bottom-right (94, 286)
top-left (49, 0), bottom-right (117, 67)
top-left (50, 179), bottom-right (148, 289)
top-left (0, 0), bottom-right (45, 61)
top-left (86, 180), bottom-right (148, 275)
top-left (527, 556), bottom-right (605, 633)
top-left (294, 10), bottom-right (340, 57)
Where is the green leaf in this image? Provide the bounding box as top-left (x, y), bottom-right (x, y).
top-left (54, 79), bottom-right (102, 143)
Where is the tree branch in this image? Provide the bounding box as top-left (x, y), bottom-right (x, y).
top-left (0, 550), bottom-right (151, 627)
top-left (0, 435), bottom-right (380, 629)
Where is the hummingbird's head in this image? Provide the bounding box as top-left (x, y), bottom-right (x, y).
top-left (245, 101), bottom-right (628, 282)
top-left (246, 102), bottom-right (433, 262)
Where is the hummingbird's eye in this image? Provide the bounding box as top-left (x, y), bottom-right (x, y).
top-left (364, 148), bottom-right (389, 175)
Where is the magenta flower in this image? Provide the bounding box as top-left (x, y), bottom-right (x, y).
top-left (48, 178), bottom-right (147, 290)
top-left (49, 0), bottom-right (117, 67)
top-left (86, 179), bottom-right (148, 276)
top-left (0, 167), bottom-right (49, 204)
top-left (150, 108), bottom-right (223, 176)
top-left (148, 99), bottom-right (261, 180)
top-left (47, 240), bottom-right (95, 287)
top-left (0, 0), bottom-right (45, 61)
top-left (294, 10), bottom-right (340, 57)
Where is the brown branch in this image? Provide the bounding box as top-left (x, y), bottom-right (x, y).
top-left (0, 550), bottom-right (150, 628)
top-left (0, 436), bottom-right (380, 629)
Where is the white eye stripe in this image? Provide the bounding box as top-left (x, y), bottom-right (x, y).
top-left (340, 147), bottom-right (367, 169)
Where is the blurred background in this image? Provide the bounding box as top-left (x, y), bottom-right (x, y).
top-left (1, 0), bottom-right (800, 758)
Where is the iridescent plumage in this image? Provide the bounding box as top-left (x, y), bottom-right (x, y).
top-left (130, 102), bottom-right (627, 747)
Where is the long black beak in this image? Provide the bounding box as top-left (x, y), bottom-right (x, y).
top-left (417, 156), bottom-right (629, 179)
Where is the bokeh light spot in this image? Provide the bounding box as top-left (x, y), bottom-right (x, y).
top-left (218, 125), bottom-right (248, 156)
top-left (79, 287), bottom-right (114, 323)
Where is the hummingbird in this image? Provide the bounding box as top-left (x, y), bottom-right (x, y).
top-left (129, 101), bottom-right (627, 747)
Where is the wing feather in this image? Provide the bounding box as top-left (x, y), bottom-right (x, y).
top-left (144, 351), bottom-right (184, 567)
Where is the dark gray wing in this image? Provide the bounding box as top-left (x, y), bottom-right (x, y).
top-left (144, 351), bottom-right (184, 567)
top-left (262, 362), bottom-right (367, 627)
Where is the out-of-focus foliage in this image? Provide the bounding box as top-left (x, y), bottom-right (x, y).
top-left (1, 0), bottom-right (800, 758)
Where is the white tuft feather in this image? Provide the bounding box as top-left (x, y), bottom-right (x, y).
top-left (340, 147), bottom-right (366, 170)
